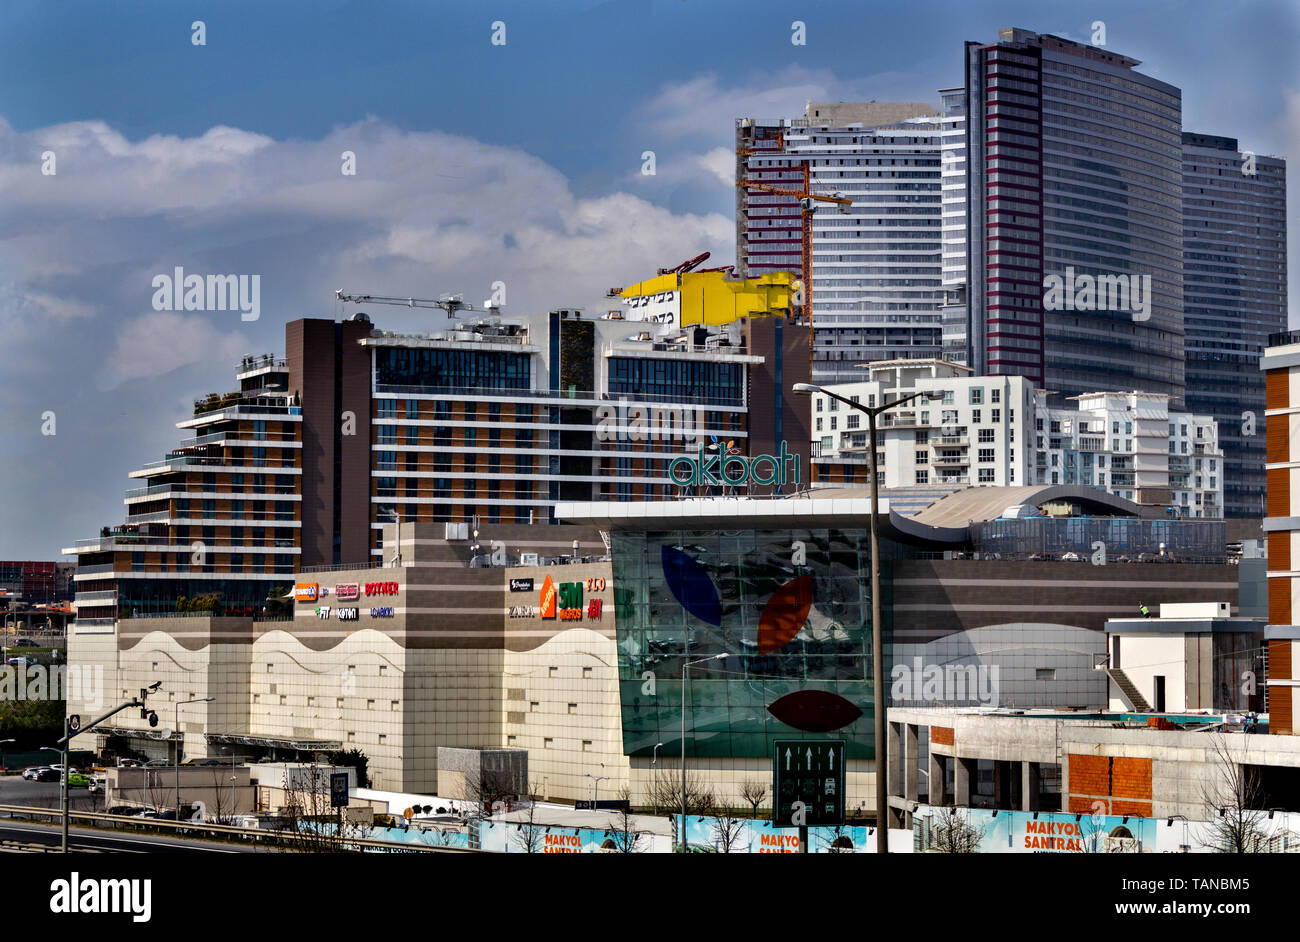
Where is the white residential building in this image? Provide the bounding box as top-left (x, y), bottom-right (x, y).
top-left (810, 360), bottom-right (1223, 516)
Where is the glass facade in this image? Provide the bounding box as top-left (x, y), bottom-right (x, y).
top-left (612, 528), bottom-right (891, 761)
top-left (374, 346), bottom-right (530, 392)
top-left (607, 357), bottom-right (745, 407)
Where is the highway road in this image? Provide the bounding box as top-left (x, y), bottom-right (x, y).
top-left (0, 818), bottom-right (259, 853)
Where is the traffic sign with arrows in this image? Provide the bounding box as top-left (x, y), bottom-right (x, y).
top-left (772, 739), bottom-right (845, 828)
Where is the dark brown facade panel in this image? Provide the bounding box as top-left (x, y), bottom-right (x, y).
top-left (1269, 639), bottom-right (1292, 681)
top-left (1270, 532), bottom-right (1291, 573)
top-left (1266, 368), bottom-right (1290, 411)
top-left (1271, 684), bottom-right (1292, 735)
top-left (1268, 468), bottom-right (1290, 518)
top-left (1270, 578), bottom-right (1292, 628)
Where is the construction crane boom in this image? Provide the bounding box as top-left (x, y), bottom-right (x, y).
top-left (334, 289), bottom-right (502, 317)
top-left (736, 172), bottom-right (852, 363)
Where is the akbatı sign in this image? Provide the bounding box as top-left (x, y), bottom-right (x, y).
top-left (668, 441), bottom-right (801, 487)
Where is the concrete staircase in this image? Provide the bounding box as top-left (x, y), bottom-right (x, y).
top-left (1107, 667), bottom-right (1152, 713)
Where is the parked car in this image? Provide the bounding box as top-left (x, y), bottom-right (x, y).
top-left (20, 766), bottom-right (46, 780)
top-left (105, 805), bottom-right (138, 816)
top-left (143, 759), bottom-right (169, 768)
top-left (11, 638), bottom-right (36, 647)
top-left (116, 758), bottom-right (144, 768)
top-left (5, 656), bottom-right (31, 668)
top-left (64, 772), bottom-right (90, 787)
top-left (34, 768), bottom-right (60, 782)
top-left (87, 775), bottom-right (107, 795)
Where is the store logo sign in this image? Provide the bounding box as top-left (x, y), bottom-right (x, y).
top-left (337, 607), bottom-right (359, 621)
top-left (509, 578), bottom-right (534, 592)
top-left (558, 581), bottom-right (583, 621)
top-left (365, 581), bottom-right (400, 596)
top-left (668, 441), bottom-right (801, 487)
top-left (295, 583), bottom-right (319, 602)
top-left (369, 607), bottom-right (395, 618)
top-left (335, 583), bottom-right (360, 601)
top-left (539, 575), bottom-right (557, 619)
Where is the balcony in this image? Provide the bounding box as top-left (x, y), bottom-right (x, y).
top-left (878, 412), bottom-right (924, 429)
top-left (934, 435), bottom-right (968, 446)
top-left (932, 454), bottom-right (969, 466)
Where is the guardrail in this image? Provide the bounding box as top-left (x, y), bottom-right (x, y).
top-left (0, 803), bottom-right (473, 853)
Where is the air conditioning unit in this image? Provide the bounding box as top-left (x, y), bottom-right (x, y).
top-left (519, 553), bottom-right (539, 567)
top-left (444, 522), bottom-right (469, 541)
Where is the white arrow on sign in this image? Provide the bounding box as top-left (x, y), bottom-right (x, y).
top-left (806, 747), bottom-right (813, 770)
top-left (785, 748), bottom-right (791, 771)
top-left (828, 749), bottom-right (836, 770)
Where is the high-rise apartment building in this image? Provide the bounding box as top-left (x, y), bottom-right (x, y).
top-left (961, 27), bottom-right (1184, 399)
top-left (810, 360), bottom-right (1223, 515)
top-left (1183, 132), bottom-right (1288, 519)
top-left (736, 103), bottom-right (945, 384)
top-left (66, 298), bottom-right (810, 616)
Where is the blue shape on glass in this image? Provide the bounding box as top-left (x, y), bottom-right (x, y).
top-left (661, 545), bottom-right (722, 626)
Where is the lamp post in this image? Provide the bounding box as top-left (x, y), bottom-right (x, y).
top-left (793, 382), bottom-right (942, 854)
top-left (0, 738), bottom-right (13, 776)
top-left (175, 697), bottom-right (214, 820)
top-left (584, 772), bottom-right (610, 807)
top-left (680, 652), bottom-right (728, 853)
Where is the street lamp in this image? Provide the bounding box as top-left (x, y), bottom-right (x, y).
top-left (0, 739), bottom-right (13, 776)
top-left (680, 652), bottom-right (728, 852)
top-left (175, 697), bottom-right (215, 820)
top-left (380, 508), bottom-right (402, 566)
top-left (793, 382), bottom-right (943, 854)
top-left (584, 771), bottom-right (610, 807)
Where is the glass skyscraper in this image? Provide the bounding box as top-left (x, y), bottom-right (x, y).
top-left (1182, 132), bottom-right (1288, 518)
top-left (963, 28), bottom-right (1184, 400)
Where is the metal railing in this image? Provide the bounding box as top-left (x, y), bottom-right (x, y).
top-left (0, 803), bottom-right (470, 853)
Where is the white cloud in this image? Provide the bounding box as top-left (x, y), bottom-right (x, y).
top-left (100, 311), bottom-right (249, 387)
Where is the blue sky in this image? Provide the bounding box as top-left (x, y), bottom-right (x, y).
top-left (0, 0), bottom-right (1296, 558)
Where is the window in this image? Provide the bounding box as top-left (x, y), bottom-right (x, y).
top-left (991, 389), bottom-right (1001, 403)
top-left (978, 448), bottom-right (995, 463)
top-left (816, 417), bottom-right (823, 432)
top-left (915, 430), bottom-right (929, 443)
top-left (991, 409), bottom-right (1000, 423)
top-left (979, 428), bottom-right (994, 443)
top-left (978, 467), bottom-right (995, 482)
top-left (972, 409), bottom-right (981, 424)
top-left (406, 399), bottom-right (419, 420)
top-left (915, 450), bottom-right (929, 464)
top-left (830, 417), bottom-right (837, 431)
top-left (816, 398), bottom-right (823, 413)
top-left (846, 413), bottom-right (860, 430)
top-left (969, 387), bottom-right (983, 405)
top-left (915, 469), bottom-right (929, 484)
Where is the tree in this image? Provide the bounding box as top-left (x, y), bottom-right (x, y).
top-left (463, 765), bottom-right (520, 819)
top-left (279, 764), bottom-right (365, 853)
top-left (710, 797), bottom-right (748, 853)
top-left (606, 786), bottom-right (646, 853)
top-left (326, 748), bottom-right (370, 788)
top-left (739, 778), bottom-right (769, 819)
top-left (926, 806), bottom-right (986, 853)
top-left (510, 781), bottom-right (546, 854)
top-left (649, 765), bottom-right (715, 850)
top-left (1197, 734), bottom-right (1270, 853)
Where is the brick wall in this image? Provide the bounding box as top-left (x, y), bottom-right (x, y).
top-left (1067, 753), bottom-right (1152, 817)
top-left (931, 726), bottom-right (954, 746)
